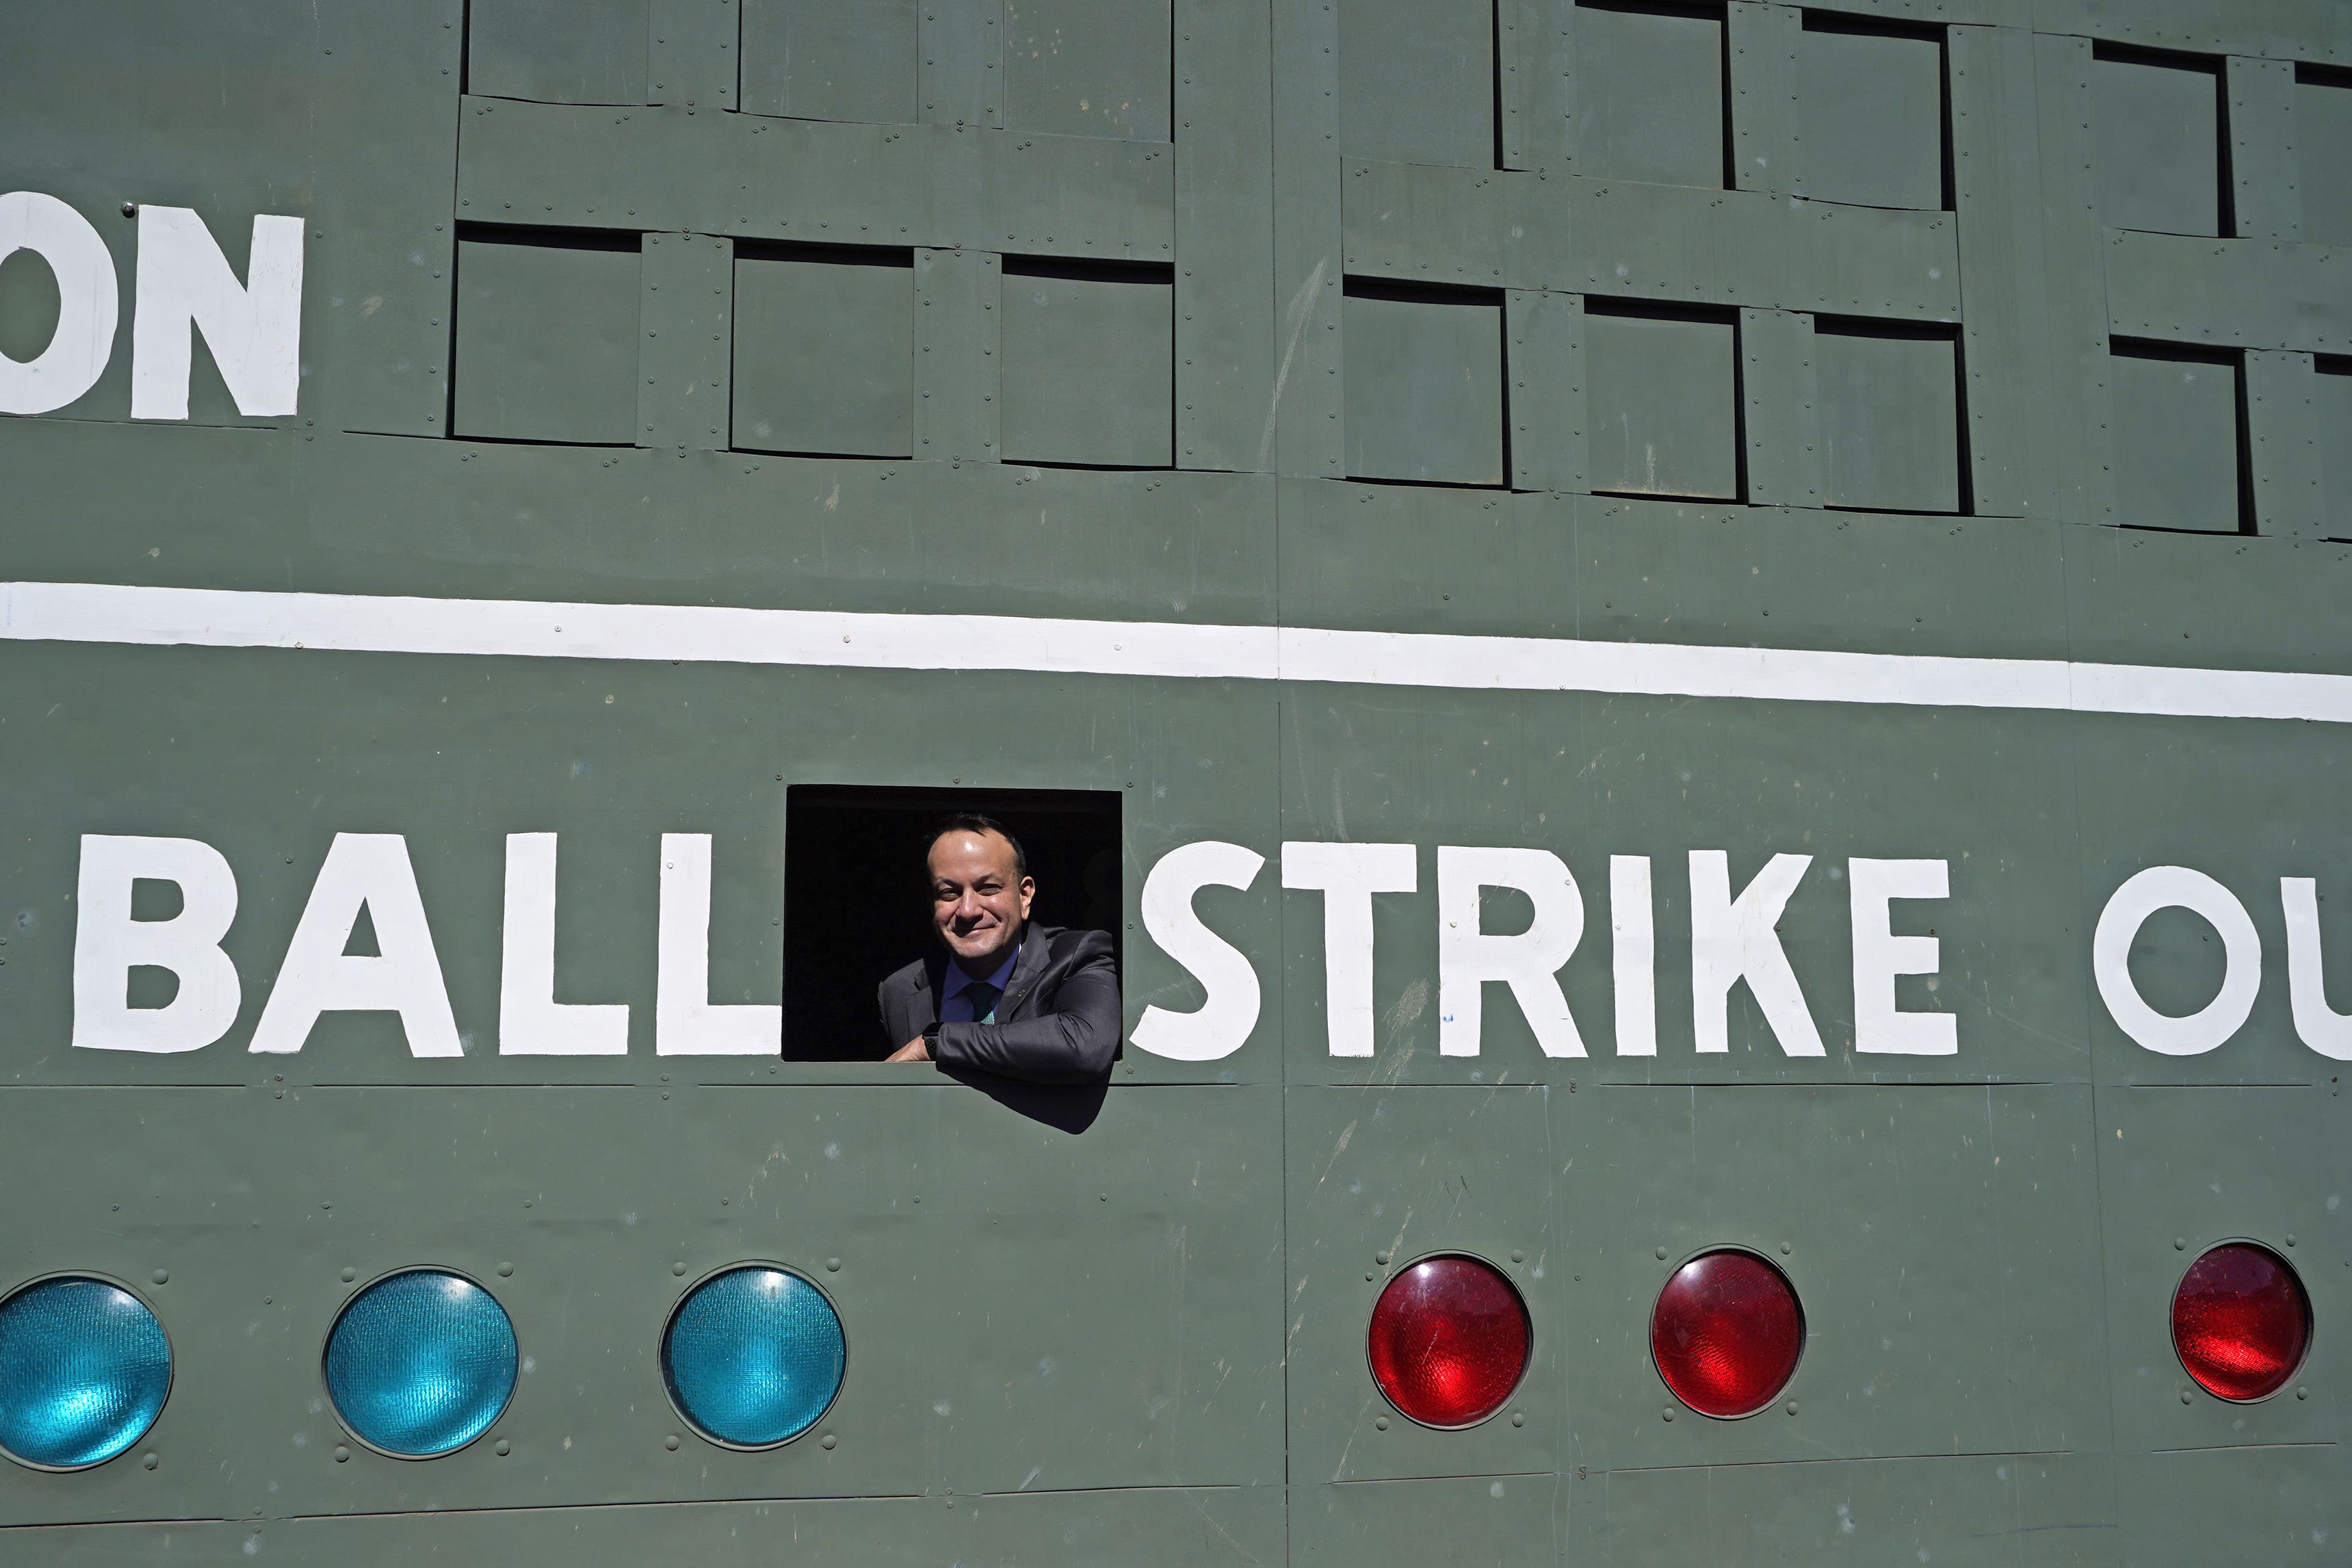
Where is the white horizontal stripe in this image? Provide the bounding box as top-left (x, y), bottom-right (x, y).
top-left (4, 580), bottom-right (2349, 725)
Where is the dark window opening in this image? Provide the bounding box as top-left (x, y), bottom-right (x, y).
top-left (783, 785), bottom-right (1123, 1062)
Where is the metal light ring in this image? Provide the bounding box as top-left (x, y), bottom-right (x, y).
top-left (2169, 1236), bottom-right (2314, 1404)
top-left (0, 1270), bottom-right (176, 1474)
top-left (319, 1265), bottom-right (519, 1462)
top-left (659, 1259), bottom-right (848, 1452)
top-left (1363, 1249), bottom-right (1534, 1432)
top-left (1648, 1244), bottom-right (1809, 1422)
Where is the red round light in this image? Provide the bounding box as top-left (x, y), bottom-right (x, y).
top-left (1366, 1255), bottom-right (1531, 1428)
top-left (1650, 1249), bottom-right (1805, 1417)
top-left (2172, 1242), bottom-right (2310, 1402)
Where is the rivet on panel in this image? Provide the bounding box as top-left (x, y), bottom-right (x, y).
top-left (495, 1439), bottom-right (511, 1456)
top-left (1511, 1251), bottom-right (1524, 1264)
top-left (826, 1258), bottom-right (841, 1272)
top-left (1655, 1246), bottom-right (1668, 1260)
top-left (341, 1268), bottom-right (356, 1283)
top-left (142, 1452), bottom-right (159, 1469)
top-left (1375, 1252), bottom-right (1389, 1266)
top-left (821, 1433), bottom-right (837, 1448)
top-left (1662, 1407), bottom-right (1675, 1421)
top-left (672, 1262), bottom-right (687, 1276)
top-left (151, 1270), bottom-right (168, 1286)
top-left (2174, 1238), bottom-right (2186, 1250)
top-left (666, 1435), bottom-right (681, 1450)
top-left (2298, 1386), bottom-right (2310, 1400)
top-left (2180, 1389), bottom-right (2193, 1404)
top-left (1374, 1417), bottom-right (1389, 1430)
top-left (497, 1262), bottom-right (514, 1277)
top-left (1511, 1411), bottom-right (1525, 1427)
top-left (334, 1446), bottom-right (350, 1463)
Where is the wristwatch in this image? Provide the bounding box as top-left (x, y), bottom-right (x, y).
top-left (922, 1019), bottom-right (943, 1056)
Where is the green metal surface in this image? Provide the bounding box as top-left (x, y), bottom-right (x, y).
top-left (4, 0), bottom-right (2352, 1562)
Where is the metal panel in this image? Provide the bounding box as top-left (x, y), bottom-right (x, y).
top-left (1339, 0), bottom-right (1494, 169)
top-left (1573, 0), bottom-right (1726, 190)
top-left (999, 263), bottom-right (1175, 468)
top-left (452, 235), bottom-right (642, 445)
top-left (1561, 1084), bottom-right (2108, 1463)
top-left (468, 0), bottom-right (650, 105)
top-left (1814, 322), bottom-right (1961, 512)
top-left (1584, 304), bottom-right (1739, 499)
top-left (1727, 1), bottom-right (1801, 195)
top-left (638, 231), bottom-right (733, 451)
top-left (1500, 0), bottom-right (1576, 170)
top-left (912, 246), bottom-right (1001, 462)
top-left (1738, 306), bottom-right (1821, 506)
top-left (1797, 17), bottom-right (1946, 211)
top-left (1342, 158), bottom-right (1506, 287)
top-left (1582, 1452), bottom-right (2114, 1565)
top-left (458, 103), bottom-right (1177, 263)
top-left (1272, 0), bottom-right (1349, 478)
top-left (2098, 1085), bottom-right (2344, 1560)
top-left (1507, 289), bottom-right (1585, 491)
top-left (731, 250), bottom-right (915, 458)
top-left (1950, 23), bottom-right (2051, 517)
top-left (2108, 343), bottom-right (2244, 532)
top-left (1342, 286), bottom-right (1506, 484)
top-left (2033, 31), bottom-right (2119, 523)
top-left (740, 0), bottom-right (920, 124)
top-left (1293, 1476), bottom-right (1561, 1568)
top-left (2092, 49), bottom-right (2225, 237)
top-left (2226, 55), bottom-right (2300, 239)
top-left (2297, 68), bottom-right (2352, 247)
top-left (1174, 0), bottom-right (1277, 471)
top-left (2243, 347), bottom-right (2323, 538)
top-left (648, 0), bottom-right (741, 110)
top-left (1285, 1086), bottom-right (1559, 1482)
top-left (919, 0), bottom-right (1004, 129)
top-left (2103, 230), bottom-right (2352, 355)
top-left (1002, 0), bottom-right (1173, 142)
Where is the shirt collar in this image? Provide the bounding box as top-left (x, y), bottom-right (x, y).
top-left (943, 941), bottom-right (1019, 997)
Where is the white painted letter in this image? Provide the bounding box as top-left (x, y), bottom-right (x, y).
top-left (1848, 857), bottom-right (1957, 1056)
top-left (250, 834), bottom-right (462, 1056)
top-left (1281, 841), bottom-right (1415, 1058)
top-left (656, 834), bottom-right (780, 1056)
top-left (2092, 866), bottom-right (2260, 1056)
top-left (1437, 846), bottom-right (1586, 1058)
top-left (131, 206), bottom-right (303, 419)
top-left (2280, 878), bottom-right (2351, 1060)
top-left (500, 833), bottom-right (629, 1056)
top-left (1689, 850), bottom-right (1825, 1057)
top-left (1610, 854), bottom-right (1656, 1057)
top-left (0, 192), bottom-right (118, 415)
top-left (72, 835), bottom-right (241, 1054)
top-left (1132, 840), bottom-right (1266, 1062)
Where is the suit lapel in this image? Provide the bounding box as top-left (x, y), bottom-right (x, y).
top-left (995, 926), bottom-right (1052, 1019)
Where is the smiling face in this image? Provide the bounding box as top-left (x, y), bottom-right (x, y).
top-left (928, 828), bottom-right (1035, 975)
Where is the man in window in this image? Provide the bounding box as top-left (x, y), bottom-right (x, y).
top-left (880, 814), bottom-right (1121, 1082)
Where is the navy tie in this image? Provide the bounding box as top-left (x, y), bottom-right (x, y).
top-left (963, 982), bottom-right (1001, 1024)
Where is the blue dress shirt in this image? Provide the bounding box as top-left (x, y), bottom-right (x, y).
top-left (939, 945), bottom-right (1019, 1022)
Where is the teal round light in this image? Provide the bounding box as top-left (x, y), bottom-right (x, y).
top-left (662, 1266), bottom-right (845, 1448)
top-left (324, 1270), bottom-right (517, 1457)
top-left (0, 1277), bottom-right (172, 1469)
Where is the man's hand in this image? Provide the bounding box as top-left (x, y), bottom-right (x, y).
top-left (885, 1035), bottom-right (932, 1063)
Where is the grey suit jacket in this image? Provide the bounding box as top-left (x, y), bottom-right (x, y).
top-left (876, 924), bottom-right (1121, 1084)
